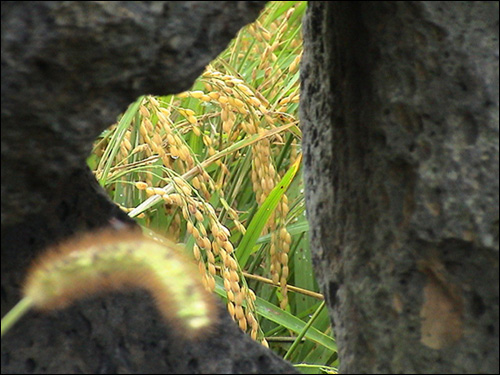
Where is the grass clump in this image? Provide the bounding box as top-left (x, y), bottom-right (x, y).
top-left (90, 1), bottom-right (338, 372)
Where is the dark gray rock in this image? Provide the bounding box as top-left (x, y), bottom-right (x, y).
top-left (1, 1), bottom-right (297, 373)
top-left (2, 287), bottom-right (295, 374)
top-left (301, 1), bottom-right (498, 373)
top-left (1, 1), bottom-right (267, 225)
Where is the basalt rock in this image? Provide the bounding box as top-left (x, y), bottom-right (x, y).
top-left (301, 2), bottom-right (499, 373)
top-left (1, 1), bottom-right (297, 373)
top-left (1, 1), bottom-right (267, 225)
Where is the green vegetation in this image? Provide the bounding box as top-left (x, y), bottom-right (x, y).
top-left (90, 1), bottom-right (338, 372)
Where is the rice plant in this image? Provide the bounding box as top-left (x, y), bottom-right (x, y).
top-left (89, 1), bottom-right (337, 372)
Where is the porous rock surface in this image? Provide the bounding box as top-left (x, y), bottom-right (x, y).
top-left (1, 1), bottom-right (297, 373)
top-left (301, 2), bottom-right (498, 373)
top-left (1, 1), bottom-right (266, 225)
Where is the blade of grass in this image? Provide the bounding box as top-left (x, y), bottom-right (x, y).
top-left (214, 277), bottom-right (336, 352)
top-left (256, 220), bottom-right (309, 244)
top-left (284, 301), bottom-right (326, 360)
top-left (235, 153), bottom-right (302, 268)
top-left (293, 232), bottom-right (317, 313)
top-left (98, 96), bottom-right (144, 186)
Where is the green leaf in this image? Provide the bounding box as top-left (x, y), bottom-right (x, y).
top-left (256, 221), bottom-right (309, 244)
top-left (98, 96), bottom-right (144, 186)
top-left (235, 154), bottom-right (302, 268)
top-left (214, 276), bottom-right (336, 353)
top-left (256, 297), bottom-right (336, 353)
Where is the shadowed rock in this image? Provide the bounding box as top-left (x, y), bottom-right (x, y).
top-left (301, 2), bottom-right (498, 373)
top-left (1, 2), bottom-right (297, 373)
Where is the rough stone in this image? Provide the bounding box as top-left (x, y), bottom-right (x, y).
top-left (301, 2), bottom-right (498, 373)
top-left (1, 1), bottom-right (267, 225)
top-left (1, 1), bottom-right (297, 373)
